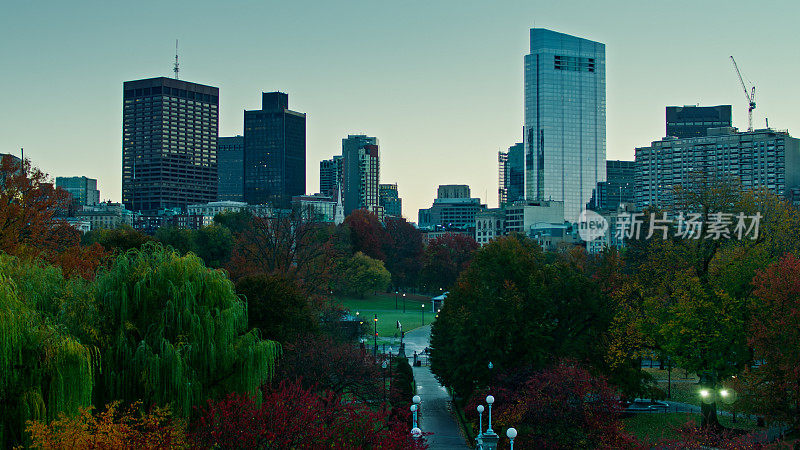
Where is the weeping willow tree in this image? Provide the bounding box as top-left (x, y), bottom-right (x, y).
top-left (94, 243), bottom-right (280, 417)
top-left (0, 256), bottom-right (94, 448)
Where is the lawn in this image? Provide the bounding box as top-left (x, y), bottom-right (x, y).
top-left (335, 293), bottom-right (435, 338)
top-left (623, 412), bottom-right (762, 443)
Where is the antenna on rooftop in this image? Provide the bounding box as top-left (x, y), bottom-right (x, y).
top-left (173, 39), bottom-right (180, 79)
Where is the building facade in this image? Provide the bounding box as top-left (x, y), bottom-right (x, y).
top-left (320, 155), bottom-right (343, 198)
top-left (56, 176), bottom-right (100, 206)
top-left (78, 202), bottom-right (136, 230)
top-left (498, 142), bottom-right (525, 206)
top-left (524, 28), bottom-right (606, 222)
top-left (635, 127), bottom-right (800, 210)
top-left (342, 135), bottom-right (380, 216)
top-left (122, 77), bottom-right (219, 214)
top-left (666, 105), bottom-right (732, 139)
top-left (217, 135), bottom-right (244, 202)
top-left (418, 185), bottom-right (486, 230)
top-left (379, 183), bottom-right (402, 218)
top-left (243, 92), bottom-right (306, 208)
top-left (588, 160), bottom-right (635, 211)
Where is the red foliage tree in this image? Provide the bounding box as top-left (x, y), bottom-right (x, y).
top-left (191, 380), bottom-right (427, 449)
top-left (420, 232), bottom-right (478, 292)
top-left (744, 253), bottom-right (800, 428)
top-left (343, 209), bottom-right (388, 261)
top-left (277, 335), bottom-right (382, 403)
top-left (465, 361), bottom-right (639, 449)
top-left (383, 216), bottom-right (423, 289)
top-left (0, 157), bottom-right (108, 278)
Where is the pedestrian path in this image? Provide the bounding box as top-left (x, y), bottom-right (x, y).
top-left (413, 365), bottom-right (469, 449)
top-left (403, 325), bottom-right (469, 449)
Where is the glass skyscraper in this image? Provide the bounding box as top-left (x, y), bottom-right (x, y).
top-left (524, 28), bottom-right (606, 221)
top-left (217, 135), bottom-right (244, 202)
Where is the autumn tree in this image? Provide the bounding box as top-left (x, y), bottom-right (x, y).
top-left (0, 157), bottom-right (87, 268)
top-left (465, 361), bottom-right (638, 449)
top-left (343, 209), bottom-right (388, 261)
top-left (93, 243), bottom-right (280, 417)
top-left (382, 217), bottom-right (423, 290)
top-left (191, 381), bottom-right (427, 449)
top-left (740, 253), bottom-right (800, 428)
top-left (419, 232), bottom-right (478, 293)
top-left (228, 209), bottom-right (341, 294)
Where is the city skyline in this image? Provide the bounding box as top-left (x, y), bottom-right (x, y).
top-left (2, 1), bottom-right (799, 219)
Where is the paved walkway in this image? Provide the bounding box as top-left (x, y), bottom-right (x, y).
top-left (404, 325), bottom-right (469, 449)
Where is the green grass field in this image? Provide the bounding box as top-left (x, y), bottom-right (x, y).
top-left (623, 412), bottom-right (762, 443)
top-left (336, 293), bottom-right (435, 338)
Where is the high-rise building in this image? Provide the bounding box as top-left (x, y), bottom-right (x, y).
top-left (122, 77), bottom-right (219, 214)
top-left (342, 135), bottom-right (379, 215)
top-left (217, 135), bottom-right (244, 202)
top-left (524, 28), bottom-right (606, 222)
top-left (320, 155), bottom-right (343, 197)
top-left (56, 176), bottom-right (100, 206)
top-left (243, 92), bottom-right (306, 208)
top-left (418, 185), bottom-right (486, 230)
top-left (499, 142), bottom-right (525, 206)
top-left (666, 105), bottom-right (732, 139)
top-left (635, 127), bottom-right (800, 209)
top-left (587, 160), bottom-right (635, 211)
top-left (379, 183), bottom-right (402, 218)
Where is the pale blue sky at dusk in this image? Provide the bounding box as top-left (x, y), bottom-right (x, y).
top-left (2, 1), bottom-right (799, 219)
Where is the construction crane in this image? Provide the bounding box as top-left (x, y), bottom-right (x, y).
top-left (730, 55), bottom-right (756, 131)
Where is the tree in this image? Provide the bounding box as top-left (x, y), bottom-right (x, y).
top-left (0, 256), bottom-right (94, 448)
top-left (741, 254), bottom-right (800, 428)
top-left (333, 251), bottom-right (391, 298)
top-left (213, 209), bottom-right (254, 236)
top-left (420, 233), bottom-right (478, 293)
top-left (383, 217), bottom-right (423, 290)
top-left (228, 209), bottom-right (341, 294)
top-left (0, 157), bottom-right (79, 260)
top-left (93, 243), bottom-right (280, 417)
top-left (430, 235), bottom-right (611, 397)
top-left (190, 380), bottom-right (426, 449)
top-left (193, 224), bottom-right (233, 268)
top-left (26, 401), bottom-right (187, 449)
top-left (235, 274), bottom-right (318, 343)
top-left (277, 335), bottom-right (382, 403)
top-left (343, 209), bottom-right (388, 261)
top-left (465, 361), bottom-right (638, 449)
top-left (154, 225), bottom-right (194, 254)
top-left (82, 225), bottom-right (153, 253)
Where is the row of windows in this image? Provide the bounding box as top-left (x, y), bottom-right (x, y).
top-left (124, 87), bottom-right (219, 104)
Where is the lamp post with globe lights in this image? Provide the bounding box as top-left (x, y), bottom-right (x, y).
top-left (506, 427), bottom-right (518, 450)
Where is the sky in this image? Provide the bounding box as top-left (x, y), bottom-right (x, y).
top-left (2, 0), bottom-right (799, 221)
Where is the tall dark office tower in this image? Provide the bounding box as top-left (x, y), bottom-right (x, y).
top-left (524, 29), bottom-right (606, 221)
top-left (666, 105), bottom-right (732, 138)
top-left (342, 135), bottom-right (379, 216)
top-left (499, 142), bottom-right (525, 206)
top-left (122, 77), bottom-right (219, 214)
top-left (320, 155), bottom-right (343, 197)
top-left (379, 183), bottom-right (402, 217)
top-left (217, 135), bottom-right (244, 201)
top-left (243, 92), bottom-right (306, 208)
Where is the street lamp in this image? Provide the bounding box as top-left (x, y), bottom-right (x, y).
top-left (507, 428), bottom-right (518, 450)
top-left (402, 293), bottom-right (407, 313)
top-left (476, 405), bottom-right (484, 439)
top-left (373, 314), bottom-right (378, 357)
top-left (421, 303), bottom-right (425, 326)
top-left (395, 290), bottom-right (399, 310)
top-left (485, 395), bottom-right (495, 434)
top-left (381, 360), bottom-right (389, 414)
top-left (411, 395), bottom-right (421, 430)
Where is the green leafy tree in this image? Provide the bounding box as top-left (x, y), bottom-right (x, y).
top-left (420, 233), bottom-right (478, 293)
top-left (213, 210), bottom-right (254, 236)
top-left (334, 252), bottom-right (391, 298)
top-left (0, 256), bottom-right (94, 448)
top-left (193, 224), bottom-right (234, 268)
top-left (154, 225), bottom-right (194, 255)
top-left (93, 243), bottom-right (280, 417)
top-left (430, 235), bottom-right (610, 397)
top-left (82, 225), bottom-right (153, 253)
